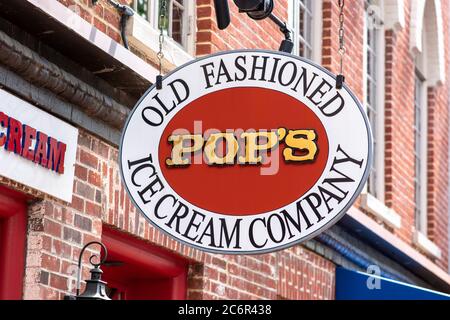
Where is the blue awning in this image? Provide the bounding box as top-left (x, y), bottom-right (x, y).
top-left (336, 267), bottom-right (450, 300)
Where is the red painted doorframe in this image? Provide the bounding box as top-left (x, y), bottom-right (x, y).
top-left (102, 226), bottom-right (189, 300)
top-left (0, 185), bottom-right (28, 300)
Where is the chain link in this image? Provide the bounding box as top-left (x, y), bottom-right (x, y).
top-left (158, 0), bottom-right (167, 75)
top-left (335, 0), bottom-right (346, 89)
top-left (338, 0), bottom-right (346, 74)
top-left (156, 0), bottom-right (167, 89)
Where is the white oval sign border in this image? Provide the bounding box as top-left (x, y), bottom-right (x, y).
top-left (119, 50), bottom-right (373, 255)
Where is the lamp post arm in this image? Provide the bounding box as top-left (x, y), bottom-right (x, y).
top-left (76, 241), bottom-right (108, 296)
top-left (268, 13), bottom-right (294, 53)
top-left (268, 14), bottom-right (292, 41)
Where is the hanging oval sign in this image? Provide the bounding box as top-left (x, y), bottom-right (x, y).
top-left (120, 50), bottom-right (373, 254)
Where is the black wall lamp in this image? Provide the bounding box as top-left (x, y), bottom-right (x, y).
top-left (213, 0), bottom-right (294, 53)
top-left (64, 241), bottom-right (111, 300)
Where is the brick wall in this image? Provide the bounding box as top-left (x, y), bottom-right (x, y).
top-left (20, 128), bottom-right (335, 300)
top-left (424, 0), bottom-right (450, 268)
top-left (57, 0), bottom-right (127, 44)
top-left (383, 1), bottom-right (449, 268)
top-left (322, 0), bottom-right (365, 101)
top-left (277, 246), bottom-right (335, 300)
top-left (193, 0), bottom-right (449, 268)
top-left (14, 0), bottom-right (450, 299)
top-left (196, 0), bottom-right (284, 55)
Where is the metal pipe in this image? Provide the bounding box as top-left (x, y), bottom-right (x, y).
top-left (268, 14), bottom-right (285, 31)
top-left (92, 0), bottom-right (134, 50)
top-left (269, 13), bottom-right (294, 53)
top-left (214, 0), bottom-right (231, 30)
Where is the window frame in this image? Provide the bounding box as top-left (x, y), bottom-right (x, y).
top-left (410, 0), bottom-right (442, 259)
top-left (132, 0), bottom-right (195, 55)
top-left (288, 0), bottom-right (323, 63)
top-left (413, 68), bottom-right (428, 234)
top-left (413, 23), bottom-right (429, 236)
top-left (363, 0), bottom-right (386, 202)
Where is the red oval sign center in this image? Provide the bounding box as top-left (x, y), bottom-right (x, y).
top-left (159, 87), bottom-right (329, 216)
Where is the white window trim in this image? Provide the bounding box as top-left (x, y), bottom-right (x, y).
top-left (168, 0), bottom-right (196, 54)
top-left (361, 1), bottom-right (399, 228)
top-left (410, 0), bottom-right (445, 85)
top-left (415, 71), bottom-right (428, 235)
top-left (384, 0), bottom-right (405, 31)
top-left (288, 0), bottom-right (323, 63)
top-left (127, 1), bottom-right (196, 67)
top-left (126, 12), bottom-right (194, 68)
top-left (414, 231), bottom-right (442, 259)
top-left (361, 193), bottom-right (402, 229)
top-left (362, 0), bottom-right (386, 202)
top-left (134, 0), bottom-right (196, 53)
top-left (410, 0), bottom-right (428, 55)
top-left (25, 0), bottom-right (159, 82)
top-left (347, 206), bottom-right (450, 286)
top-left (412, 27), bottom-right (441, 259)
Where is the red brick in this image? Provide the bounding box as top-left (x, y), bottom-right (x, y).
top-left (93, 17), bottom-right (107, 33)
top-left (85, 201), bottom-right (102, 218)
top-left (49, 273), bottom-right (69, 291)
top-left (71, 195), bottom-right (85, 212)
top-left (88, 170), bottom-right (102, 187)
top-left (75, 165), bottom-right (88, 181)
top-left (44, 219), bottom-right (62, 238)
top-left (52, 239), bottom-right (72, 259)
top-left (41, 253), bottom-right (61, 273)
top-left (79, 150), bottom-right (98, 169)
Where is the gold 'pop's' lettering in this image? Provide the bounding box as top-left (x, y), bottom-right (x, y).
top-left (165, 128), bottom-right (318, 166)
top-left (166, 134), bottom-right (203, 166)
top-left (204, 133), bottom-right (239, 165)
top-left (238, 131), bottom-right (279, 164)
top-left (283, 129), bottom-right (317, 162)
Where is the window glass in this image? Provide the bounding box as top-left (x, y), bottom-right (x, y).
top-left (136, 0), bottom-right (150, 19)
top-left (170, 0), bottom-right (185, 47)
top-left (289, 0), bottom-right (320, 61)
top-left (298, 0), bottom-right (313, 59)
top-left (364, 0), bottom-right (384, 199)
top-left (133, 0), bottom-right (190, 50)
top-left (414, 71), bottom-right (425, 232)
top-left (365, 2), bottom-right (380, 197)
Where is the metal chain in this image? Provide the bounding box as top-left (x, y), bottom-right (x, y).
top-left (156, 0), bottom-right (167, 89)
top-left (336, 0), bottom-right (346, 89)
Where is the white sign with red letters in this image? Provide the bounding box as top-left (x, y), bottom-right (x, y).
top-left (0, 89), bottom-right (78, 202)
